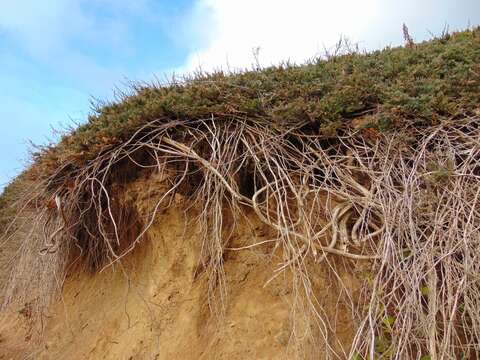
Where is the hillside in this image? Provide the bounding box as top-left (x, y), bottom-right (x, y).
top-left (0, 28), bottom-right (480, 359)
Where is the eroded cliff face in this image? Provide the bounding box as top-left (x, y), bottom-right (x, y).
top-left (0, 177), bottom-right (362, 360)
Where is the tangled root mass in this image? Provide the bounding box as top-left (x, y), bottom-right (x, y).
top-left (2, 114), bottom-right (480, 359)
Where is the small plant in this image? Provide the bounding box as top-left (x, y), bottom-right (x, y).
top-left (403, 23), bottom-right (415, 48)
top-left (426, 160), bottom-right (453, 185)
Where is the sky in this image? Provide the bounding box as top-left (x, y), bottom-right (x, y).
top-left (0, 0), bottom-right (479, 190)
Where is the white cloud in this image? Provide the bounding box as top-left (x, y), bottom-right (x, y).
top-left (179, 0), bottom-right (479, 74)
top-left (180, 0), bottom-right (380, 72)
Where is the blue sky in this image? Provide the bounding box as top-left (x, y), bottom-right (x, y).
top-left (1, 0), bottom-right (479, 190)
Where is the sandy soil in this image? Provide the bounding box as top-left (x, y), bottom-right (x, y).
top-left (0, 179), bottom-right (362, 359)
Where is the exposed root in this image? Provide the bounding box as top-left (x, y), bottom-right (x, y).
top-left (2, 115), bottom-right (480, 359)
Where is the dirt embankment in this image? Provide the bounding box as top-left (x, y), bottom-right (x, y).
top-left (0, 175), bottom-right (362, 360)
